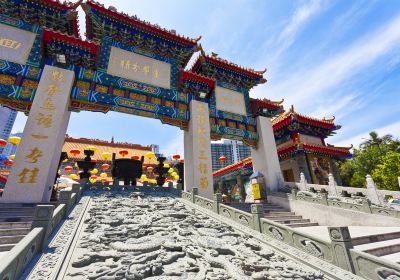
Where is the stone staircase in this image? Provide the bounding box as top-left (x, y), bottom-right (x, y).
top-left (353, 231), bottom-right (400, 264)
top-left (225, 202), bottom-right (319, 228)
top-left (0, 203), bottom-right (35, 253)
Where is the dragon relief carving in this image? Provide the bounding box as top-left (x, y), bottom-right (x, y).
top-left (61, 192), bottom-right (325, 279)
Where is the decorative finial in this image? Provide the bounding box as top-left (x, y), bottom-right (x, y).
top-left (211, 52), bottom-right (218, 58)
top-left (290, 105), bottom-right (295, 112)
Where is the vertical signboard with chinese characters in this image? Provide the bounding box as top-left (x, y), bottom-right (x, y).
top-left (2, 66), bottom-right (74, 203)
top-left (184, 100), bottom-right (213, 199)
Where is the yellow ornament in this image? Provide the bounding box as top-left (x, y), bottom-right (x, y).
top-left (74, 162), bottom-right (78, 168)
top-left (90, 168), bottom-right (98, 175)
top-left (168, 168), bottom-right (174, 173)
top-left (145, 152), bottom-right (155, 160)
top-left (163, 163), bottom-right (170, 168)
top-left (100, 172), bottom-right (107, 178)
top-left (62, 158), bottom-right (68, 163)
top-left (86, 146), bottom-right (97, 153)
top-left (101, 152), bottom-right (112, 160)
top-left (8, 136), bottom-right (21, 146)
top-left (9, 154), bottom-right (15, 160)
top-left (171, 172), bottom-right (177, 177)
top-left (89, 178), bottom-right (96, 184)
top-left (69, 174), bottom-right (79, 180)
top-left (140, 174), bottom-right (148, 181)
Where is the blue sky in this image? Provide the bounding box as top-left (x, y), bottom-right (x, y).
top-left (12, 0), bottom-right (400, 155)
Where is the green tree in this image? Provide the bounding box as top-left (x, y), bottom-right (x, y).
top-left (372, 151), bottom-right (400, 191)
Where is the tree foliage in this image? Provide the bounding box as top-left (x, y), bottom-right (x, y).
top-left (339, 131), bottom-right (400, 190)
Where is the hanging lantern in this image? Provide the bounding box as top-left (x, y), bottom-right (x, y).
top-left (140, 174), bottom-right (148, 181)
top-left (131, 155), bottom-right (140, 160)
top-left (86, 146), bottom-right (97, 152)
top-left (0, 139), bottom-right (7, 147)
top-left (149, 179), bottom-right (157, 185)
top-left (163, 163), bottom-right (170, 168)
top-left (90, 168), bottom-right (98, 175)
top-left (168, 168), bottom-right (174, 174)
top-left (74, 162), bottom-right (79, 168)
top-left (100, 172), bottom-right (107, 178)
top-left (172, 154), bottom-right (180, 160)
top-left (119, 150), bottom-right (129, 157)
top-left (171, 172), bottom-right (177, 177)
top-left (4, 159), bottom-right (13, 166)
top-left (70, 149), bottom-right (80, 156)
top-left (62, 158), bottom-right (68, 163)
top-left (219, 156), bottom-right (226, 162)
top-left (91, 159), bottom-right (97, 163)
top-left (64, 166), bottom-right (73, 173)
top-left (89, 178), bottom-right (97, 184)
top-left (145, 152), bottom-right (155, 160)
top-left (8, 136), bottom-right (21, 146)
top-left (9, 154), bottom-right (15, 160)
top-left (69, 174), bottom-right (79, 180)
top-left (180, 159), bottom-right (184, 164)
top-left (147, 166), bottom-right (153, 173)
top-left (101, 152), bottom-right (112, 160)
top-left (143, 163), bottom-right (148, 167)
top-left (101, 163), bottom-right (110, 170)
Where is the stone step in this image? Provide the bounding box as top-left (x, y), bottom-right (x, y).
top-left (0, 228), bottom-right (30, 236)
top-left (0, 235), bottom-right (25, 245)
top-left (263, 207), bottom-right (285, 211)
top-left (352, 231), bottom-right (400, 246)
top-left (0, 216), bottom-right (33, 223)
top-left (0, 208), bottom-right (35, 213)
top-left (380, 252), bottom-right (400, 264)
top-left (264, 215), bottom-right (300, 220)
top-left (287, 222), bottom-right (319, 228)
top-left (0, 222), bottom-right (32, 229)
top-left (0, 203), bottom-right (36, 208)
top-left (269, 216), bottom-right (305, 222)
top-left (263, 211), bottom-right (294, 215)
top-left (275, 219), bottom-right (311, 225)
top-left (355, 238), bottom-right (400, 257)
top-left (0, 243), bottom-right (15, 252)
top-left (0, 212), bottom-right (35, 217)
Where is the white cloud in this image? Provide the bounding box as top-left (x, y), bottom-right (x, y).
top-left (265, 13), bottom-right (400, 111)
top-left (332, 121), bottom-right (400, 149)
top-left (159, 130), bottom-right (184, 156)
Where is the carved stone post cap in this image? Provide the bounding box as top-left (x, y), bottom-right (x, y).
top-left (191, 187), bottom-right (199, 195)
top-left (34, 204), bottom-right (55, 220)
top-left (251, 204), bottom-right (264, 214)
top-left (213, 193), bottom-right (222, 202)
top-left (328, 227), bottom-right (351, 242)
top-left (59, 190), bottom-right (72, 200)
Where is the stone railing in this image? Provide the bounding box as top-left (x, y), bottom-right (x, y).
top-left (0, 227), bottom-right (44, 280)
top-left (181, 188), bottom-right (400, 279)
top-left (0, 184), bottom-right (84, 280)
top-left (290, 173), bottom-right (400, 206)
top-left (290, 187), bottom-right (400, 219)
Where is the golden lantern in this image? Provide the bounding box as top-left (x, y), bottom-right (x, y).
top-left (101, 152), bottom-right (112, 160)
top-left (86, 146), bottom-right (97, 153)
top-left (163, 163), bottom-right (170, 168)
top-left (74, 162), bottom-right (79, 168)
top-left (145, 152), bottom-right (155, 160)
top-left (90, 168), bottom-right (98, 175)
top-left (140, 174), bottom-right (148, 181)
top-left (69, 174), bottom-right (79, 180)
top-left (8, 136), bottom-right (21, 146)
top-left (62, 158), bottom-right (68, 163)
top-left (9, 154), bottom-right (15, 160)
top-left (100, 172), bottom-right (107, 178)
top-left (168, 168), bottom-right (174, 173)
top-left (171, 172), bottom-right (177, 177)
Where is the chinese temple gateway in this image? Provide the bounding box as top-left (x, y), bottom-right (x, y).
top-left (213, 106), bottom-right (352, 190)
top-left (0, 0), bottom-right (285, 203)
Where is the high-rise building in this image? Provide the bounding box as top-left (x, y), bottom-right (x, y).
top-left (2, 132), bottom-right (23, 156)
top-left (211, 140), bottom-right (251, 171)
top-left (0, 107), bottom-right (17, 153)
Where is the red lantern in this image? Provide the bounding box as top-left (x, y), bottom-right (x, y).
top-left (101, 163), bottom-right (110, 170)
top-left (70, 149), bottom-right (81, 156)
top-left (91, 159), bottom-right (97, 163)
top-left (131, 155), bottom-right (140, 160)
top-left (143, 163), bottom-right (148, 167)
top-left (64, 166), bottom-right (73, 172)
top-left (4, 160), bottom-right (13, 166)
top-left (172, 154), bottom-right (180, 160)
top-left (219, 156), bottom-right (226, 162)
top-left (0, 139), bottom-right (7, 147)
top-left (90, 175), bottom-right (97, 180)
top-left (180, 159), bottom-right (184, 164)
top-left (119, 150), bottom-right (129, 157)
top-left (147, 166), bottom-right (154, 172)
